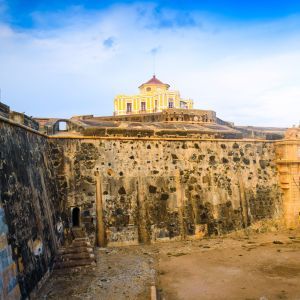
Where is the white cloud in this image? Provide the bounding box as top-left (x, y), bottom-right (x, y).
top-left (0, 3), bottom-right (299, 126)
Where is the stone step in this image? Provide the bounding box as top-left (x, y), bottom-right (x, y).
top-left (71, 228), bottom-right (86, 238)
top-left (58, 246), bottom-right (93, 255)
top-left (54, 258), bottom-right (96, 269)
top-left (56, 252), bottom-right (95, 261)
top-left (55, 228), bottom-right (95, 269)
top-left (73, 237), bottom-right (89, 242)
top-left (71, 240), bottom-right (92, 247)
top-left (73, 232), bottom-right (86, 238)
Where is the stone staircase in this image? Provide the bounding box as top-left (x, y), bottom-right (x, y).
top-left (54, 227), bottom-right (96, 269)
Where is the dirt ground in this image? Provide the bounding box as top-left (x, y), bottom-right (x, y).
top-left (36, 246), bottom-right (157, 300)
top-left (158, 229), bottom-right (300, 300)
top-left (37, 229), bottom-right (300, 300)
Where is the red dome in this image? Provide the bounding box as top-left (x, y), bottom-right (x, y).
top-left (139, 75), bottom-right (170, 88)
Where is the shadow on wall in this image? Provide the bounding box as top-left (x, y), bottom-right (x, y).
top-left (0, 119), bottom-right (64, 298)
top-left (0, 205), bottom-right (21, 299)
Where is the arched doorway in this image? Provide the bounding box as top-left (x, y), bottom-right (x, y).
top-left (72, 207), bottom-right (80, 227)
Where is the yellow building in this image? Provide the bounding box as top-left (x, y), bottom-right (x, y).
top-left (114, 75), bottom-right (193, 116)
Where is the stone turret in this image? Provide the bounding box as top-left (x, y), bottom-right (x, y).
top-left (276, 127), bottom-right (300, 227)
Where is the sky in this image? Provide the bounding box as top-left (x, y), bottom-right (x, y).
top-left (0, 1), bottom-right (300, 126)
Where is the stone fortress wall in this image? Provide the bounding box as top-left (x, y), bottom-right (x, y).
top-left (0, 204), bottom-right (20, 300)
top-left (0, 106), bottom-right (298, 299)
top-left (51, 137), bottom-right (282, 246)
top-left (0, 117), bottom-right (64, 299)
top-left (0, 102), bottom-right (39, 130)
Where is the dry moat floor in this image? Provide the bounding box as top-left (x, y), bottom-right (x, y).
top-left (37, 229), bottom-right (300, 300)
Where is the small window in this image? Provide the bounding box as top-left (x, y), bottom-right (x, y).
top-left (141, 102), bottom-right (146, 111)
top-left (146, 87), bottom-right (151, 92)
top-left (155, 100), bottom-right (158, 110)
top-left (126, 103), bottom-right (132, 113)
top-left (180, 101), bottom-right (187, 109)
top-left (168, 101), bottom-right (174, 108)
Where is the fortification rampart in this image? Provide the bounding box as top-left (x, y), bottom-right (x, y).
top-left (0, 114), bottom-right (295, 298)
top-left (0, 204), bottom-right (20, 299)
top-left (50, 136), bottom-right (282, 246)
top-left (0, 118), bottom-right (63, 298)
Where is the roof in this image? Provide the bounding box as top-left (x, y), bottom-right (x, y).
top-left (139, 75), bottom-right (170, 88)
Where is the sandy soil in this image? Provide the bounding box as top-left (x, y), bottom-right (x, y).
top-left (157, 229), bottom-right (300, 300)
top-left (36, 229), bottom-right (300, 300)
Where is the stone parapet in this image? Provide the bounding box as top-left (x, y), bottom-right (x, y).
top-left (0, 101), bottom-right (39, 131)
top-left (78, 108), bottom-right (217, 124)
top-left (0, 102), bottom-right (9, 119)
top-left (9, 111), bottom-right (39, 131)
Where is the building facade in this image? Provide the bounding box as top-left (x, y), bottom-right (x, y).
top-left (114, 75), bottom-right (193, 116)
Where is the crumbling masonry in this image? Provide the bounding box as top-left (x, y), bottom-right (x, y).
top-left (0, 100), bottom-right (299, 299)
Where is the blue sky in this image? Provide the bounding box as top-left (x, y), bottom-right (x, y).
top-left (5, 0), bottom-right (300, 26)
top-left (0, 0), bottom-right (300, 126)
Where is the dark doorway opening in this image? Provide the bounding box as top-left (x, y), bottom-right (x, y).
top-left (72, 207), bottom-right (80, 227)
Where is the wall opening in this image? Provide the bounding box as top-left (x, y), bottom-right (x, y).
top-left (58, 121), bottom-right (68, 131)
top-left (180, 101), bottom-right (187, 109)
top-left (72, 207), bottom-right (80, 227)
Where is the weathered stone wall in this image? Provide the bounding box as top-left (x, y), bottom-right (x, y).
top-left (51, 138), bottom-right (282, 246)
top-left (0, 204), bottom-right (20, 300)
top-left (0, 120), bottom-right (63, 298)
top-left (0, 111), bottom-right (286, 296)
top-left (0, 102), bottom-right (10, 119)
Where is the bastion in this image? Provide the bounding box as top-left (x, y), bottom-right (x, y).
top-left (0, 76), bottom-right (299, 299)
